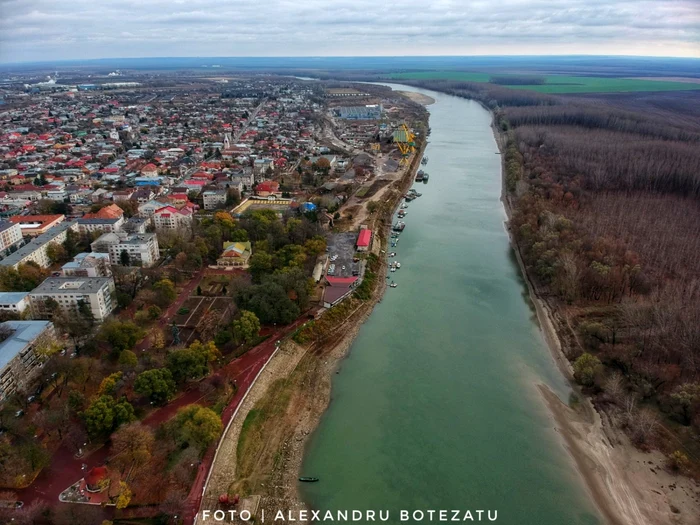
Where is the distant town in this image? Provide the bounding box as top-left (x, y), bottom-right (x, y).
top-left (0, 71), bottom-right (427, 523)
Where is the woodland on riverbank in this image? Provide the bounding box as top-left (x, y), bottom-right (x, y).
top-left (404, 79), bottom-right (700, 476)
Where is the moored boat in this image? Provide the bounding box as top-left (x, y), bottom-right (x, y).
top-left (299, 477), bottom-right (319, 482)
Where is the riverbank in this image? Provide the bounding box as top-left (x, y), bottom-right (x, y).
top-left (493, 114), bottom-right (700, 525)
top-left (197, 121), bottom-right (426, 522)
top-left (396, 91), bottom-right (435, 106)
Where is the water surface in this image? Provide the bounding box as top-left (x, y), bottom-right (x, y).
top-left (301, 84), bottom-right (600, 525)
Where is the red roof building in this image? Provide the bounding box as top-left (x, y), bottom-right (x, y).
top-left (254, 181), bottom-right (279, 197)
top-left (356, 229), bottom-right (372, 251)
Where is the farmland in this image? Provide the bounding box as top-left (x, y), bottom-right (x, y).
top-left (389, 71), bottom-right (700, 93)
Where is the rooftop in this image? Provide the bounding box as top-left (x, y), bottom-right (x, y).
top-left (0, 320), bottom-right (53, 371)
top-left (0, 221), bottom-right (76, 268)
top-left (30, 276), bottom-right (112, 295)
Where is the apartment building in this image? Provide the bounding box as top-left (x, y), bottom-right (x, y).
top-left (0, 221), bottom-right (78, 270)
top-left (202, 190), bottom-right (227, 210)
top-left (0, 221), bottom-right (23, 253)
top-left (91, 232), bottom-right (160, 267)
top-left (0, 320), bottom-right (56, 402)
top-left (152, 206), bottom-right (193, 232)
top-left (28, 277), bottom-right (115, 322)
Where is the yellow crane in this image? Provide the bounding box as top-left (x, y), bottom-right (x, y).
top-left (393, 123), bottom-right (416, 165)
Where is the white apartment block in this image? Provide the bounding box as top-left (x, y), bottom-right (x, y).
top-left (28, 277), bottom-right (116, 323)
top-left (0, 292), bottom-right (30, 314)
top-left (0, 221), bottom-right (78, 270)
top-left (152, 206), bottom-right (193, 232)
top-left (91, 232), bottom-right (160, 267)
top-left (0, 320), bottom-right (56, 402)
top-left (0, 221), bottom-right (23, 253)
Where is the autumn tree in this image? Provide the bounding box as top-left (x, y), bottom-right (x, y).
top-left (232, 310), bottom-right (261, 344)
top-left (172, 405), bottom-right (222, 453)
top-left (110, 422), bottom-right (155, 472)
top-left (152, 279), bottom-right (177, 307)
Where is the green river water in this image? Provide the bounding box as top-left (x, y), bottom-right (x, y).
top-left (300, 84), bottom-right (601, 525)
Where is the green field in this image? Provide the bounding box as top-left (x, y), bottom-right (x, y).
top-left (389, 71), bottom-right (700, 93)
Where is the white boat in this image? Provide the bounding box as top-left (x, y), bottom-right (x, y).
top-left (396, 262), bottom-right (401, 269)
top-left (390, 282), bottom-right (398, 288)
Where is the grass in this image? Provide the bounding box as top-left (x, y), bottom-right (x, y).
top-left (389, 71), bottom-right (700, 94)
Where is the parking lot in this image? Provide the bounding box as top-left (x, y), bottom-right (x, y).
top-left (326, 232), bottom-right (363, 278)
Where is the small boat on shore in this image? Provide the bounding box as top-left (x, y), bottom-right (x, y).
top-left (299, 477), bottom-right (319, 483)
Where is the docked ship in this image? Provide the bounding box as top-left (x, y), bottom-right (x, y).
top-left (422, 157), bottom-right (429, 165)
top-left (415, 170), bottom-right (425, 182)
top-left (392, 221), bottom-right (406, 232)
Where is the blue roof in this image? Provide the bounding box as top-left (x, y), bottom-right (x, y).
top-left (0, 292), bottom-right (29, 304)
top-left (301, 202), bottom-right (317, 212)
top-left (0, 320), bottom-right (52, 371)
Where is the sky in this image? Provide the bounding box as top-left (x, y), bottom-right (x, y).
top-left (0, 0), bottom-right (699, 63)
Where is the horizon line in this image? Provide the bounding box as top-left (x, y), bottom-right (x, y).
top-left (2, 53), bottom-right (699, 67)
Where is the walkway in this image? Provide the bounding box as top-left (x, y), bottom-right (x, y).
top-left (182, 315), bottom-right (311, 524)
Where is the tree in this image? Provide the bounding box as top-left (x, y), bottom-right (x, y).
top-left (98, 320), bottom-right (144, 353)
top-left (120, 249), bottom-right (131, 266)
top-left (115, 481), bottom-right (132, 509)
top-left (669, 383), bottom-right (700, 426)
top-left (232, 310), bottom-right (261, 344)
top-left (81, 396), bottom-right (135, 438)
top-left (172, 405), bottom-right (222, 452)
top-left (236, 280), bottom-right (299, 325)
top-left (118, 350), bottom-right (138, 368)
top-left (147, 305), bottom-right (162, 319)
top-left (46, 242), bottom-right (68, 264)
top-left (573, 353), bottom-right (602, 387)
top-left (248, 252), bottom-right (273, 283)
top-left (134, 368), bottom-right (176, 405)
top-left (167, 348), bottom-right (208, 384)
top-left (110, 423), bottom-right (154, 472)
top-left (98, 372), bottom-right (123, 396)
top-left (152, 279), bottom-right (177, 307)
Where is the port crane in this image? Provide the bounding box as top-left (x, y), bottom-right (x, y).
top-left (393, 123), bottom-right (416, 166)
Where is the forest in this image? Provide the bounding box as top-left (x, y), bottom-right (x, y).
top-left (403, 78), bottom-right (700, 471)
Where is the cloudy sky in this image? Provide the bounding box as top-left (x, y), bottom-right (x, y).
top-left (1, 0), bottom-right (698, 63)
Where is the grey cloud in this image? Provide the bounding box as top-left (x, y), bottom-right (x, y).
top-left (0, 0), bottom-right (698, 62)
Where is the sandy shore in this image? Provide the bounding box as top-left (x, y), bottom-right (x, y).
top-left (397, 90), bottom-right (435, 106)
top-left (493, 117), bottom-right (700, 525)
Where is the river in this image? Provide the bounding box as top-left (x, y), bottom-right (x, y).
top-left (300, 84), bottom-right (601, 525)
